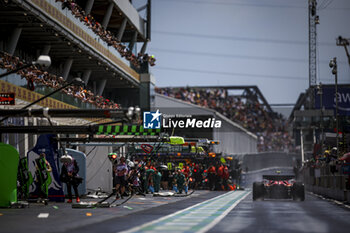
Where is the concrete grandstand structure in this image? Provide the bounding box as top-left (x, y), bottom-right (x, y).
top-left (155, 85), bottom-right (294, 154)
top-left (0, 0), bottom-right (154, 105)
top-left (0, 0), bottom-right (154, 192)
top-left (0, 0), bottom-right (153, 138)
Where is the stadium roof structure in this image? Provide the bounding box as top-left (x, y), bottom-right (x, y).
top-left (159, 85), bottom-right (273, 114)
top-left (90, 0), bottom-right (151, 41)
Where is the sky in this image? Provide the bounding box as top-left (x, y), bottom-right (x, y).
top-left (137, 0), bottom-right (350, 105)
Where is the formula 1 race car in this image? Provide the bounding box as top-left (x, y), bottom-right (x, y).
top-left (253, 175), bottom-right (305, 201)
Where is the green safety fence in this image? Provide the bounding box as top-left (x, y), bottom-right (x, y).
top-left (96, 125), bottom-right (161, 136)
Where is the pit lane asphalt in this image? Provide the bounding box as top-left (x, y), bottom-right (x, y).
top-left (0, 190), bottom-right (215, 233)
top-left (76, 191), bottom-right (350, 233)
top-left (208, 192), bottom-right (350, 233)
top-left (1, 191), bottom-right (350, 233)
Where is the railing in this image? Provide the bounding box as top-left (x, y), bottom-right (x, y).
top-left (0, 70), bottom-right (97, 109)
top-left (24, 0), bottom-right (140, 81)
top-left (301, 163), bottom-right (350, 201)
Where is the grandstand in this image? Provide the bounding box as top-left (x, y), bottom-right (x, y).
top-left (155, 86), bottom-right (294, 153)
top-left (0, 0), bottom-right (294, 192)
top-left (154, 93), bottom-right (258, 155)
top-left (0, 0), bottom-right (154, 191)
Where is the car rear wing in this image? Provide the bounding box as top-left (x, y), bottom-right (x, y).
top-left (262, 175), bottom-right (295, 181)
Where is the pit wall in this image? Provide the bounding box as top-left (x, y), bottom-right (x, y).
top-left (301, 164), bottom-right (350, 202)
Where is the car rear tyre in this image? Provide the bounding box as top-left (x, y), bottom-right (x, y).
top-left (253, 182), bottom-right (265, 201)
top-left (292, 182), bottom-right (305, 201)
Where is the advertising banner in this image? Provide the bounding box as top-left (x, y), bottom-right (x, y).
top-left (315, 86), bottom-right (350, 116)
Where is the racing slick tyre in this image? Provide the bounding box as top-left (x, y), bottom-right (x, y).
top-left (292, 182), bottom-right (305, 201)
top-left (253, 182), bottom-right (265, 201)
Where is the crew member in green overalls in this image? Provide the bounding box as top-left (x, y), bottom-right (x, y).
top-left (35, 153), bottom-right (52, 204)
top-left (144, 167), bottom-right (155, 193)
top-left (175, 169), bottom-right (186, 194)
top-left (153, 169), bottom-right (162, 193)
top-left (18, 157), bottom-right (33, 200)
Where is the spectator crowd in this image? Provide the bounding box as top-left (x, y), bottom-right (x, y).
top-left (156, 87), bottom-right (294, 152)
top-left (55, 0), bottom-right (156, 68)
top-left (0, 52), bottom-right (120, 109)
top-left (304, 147), bottom-right (349, 171)
top-left (302, 146), bottom-right (350, 190)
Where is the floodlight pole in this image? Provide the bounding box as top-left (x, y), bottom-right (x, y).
top-left (317, 83), bottom-right (324, 154)
top-left (329, 57), bottom-right (339, 157)
top-left (308, 0), bottom-right (318, 109)
top-left (300, 129), bottom-right (305, 164)
top-left (336, 36), bottom-right (350, 66)
top-left (335, 62), bottom-right (339, 157)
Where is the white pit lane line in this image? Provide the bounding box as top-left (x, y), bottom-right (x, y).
top-left (118, 190), bottom-right (250, 233)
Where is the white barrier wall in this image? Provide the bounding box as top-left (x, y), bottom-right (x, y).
top-left (213, 112), bottom-right (257, 155)
top-left (154, 94), bottom-right (258, 155)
